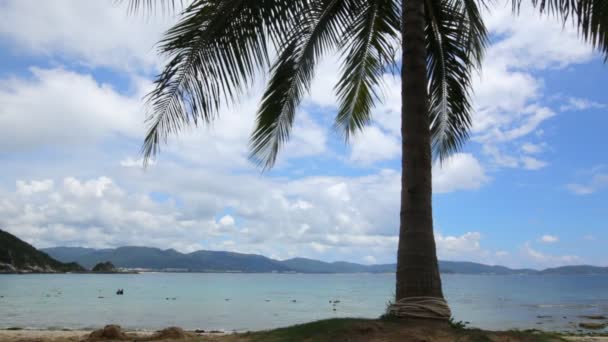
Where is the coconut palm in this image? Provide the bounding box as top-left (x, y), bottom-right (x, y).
top-left (127, 0), bottom-right (607, 319)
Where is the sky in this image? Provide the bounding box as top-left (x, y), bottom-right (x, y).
top-left (0, 1), bottom-right (606, 269)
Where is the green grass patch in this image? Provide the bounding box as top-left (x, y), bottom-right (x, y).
top-left (243, 318), bottom-right (376, 342)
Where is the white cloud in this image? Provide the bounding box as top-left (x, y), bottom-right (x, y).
top-left (218, 215), bottom-right (235, 227)
top-left (540, 234), bottom-right (559, 243)
top-left (433, 154), bottom-right (489, 193)
top-left (120, 157), bottom-right (156, 168)
top-left (560, 97), bottom-right (606, 112)
top-left (566, 167), bottom-right (608, 195)
top-left (349, 126), bottom-right (400, 165)
top-left (521, 142), bottom-right (544, 154)
top-left (436, 232), bottom-right (482, 256)
top-left (522, 242), bottom-right (581, 267)
top-left (16, 180), bottom-right (54, 195)
top-left (0, 68), bottom-right (144, 152)
top-left (0, 0), bottom-right (171, 72)
top-left (521, 156), bottom-right (548, 170)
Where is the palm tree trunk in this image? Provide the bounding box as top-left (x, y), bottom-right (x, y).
top-left (396, 0), bottom-right (444, 301)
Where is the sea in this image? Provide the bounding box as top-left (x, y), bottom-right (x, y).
top-left (1, 273), bottom-right (607, 332)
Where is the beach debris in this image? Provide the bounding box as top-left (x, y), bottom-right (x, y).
top-left (87, 325), bottom-right (127, 340)
top-left (194, 329), bottom-right (223, 334)
top-left (150, 326), bottom-right (191, 340)
top-left (579, 322), bottom-right (607, 330)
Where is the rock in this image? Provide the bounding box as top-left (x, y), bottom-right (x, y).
top-left (150, 327), bottom-right (189, 340)
top-left (88, 325), bottom-right (127, 340)
top-left (579, 322), bottom-right (607, 330)
top-left (92, 262), bottom-right (117, 273)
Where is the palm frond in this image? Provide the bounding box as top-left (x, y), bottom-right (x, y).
top-left (512, 0), bottom-right (608, 60)
top-left (249, 0), bottom-right (354, 169)
top-left (141, 0), bottom-right (303, 164)
top-left (334, 0), bottom-right (400, 140)
top-left (426, 0), bottom-right (488, 161)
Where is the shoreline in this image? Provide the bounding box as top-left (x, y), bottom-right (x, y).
top-left (1, 324), bottom-right (607, 342)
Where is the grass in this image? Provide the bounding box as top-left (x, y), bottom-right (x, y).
top-left (219, 318), bottom-right (568, 342)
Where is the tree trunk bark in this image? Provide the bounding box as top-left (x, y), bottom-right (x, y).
top-left (396, 0), bottom-right (444, 300)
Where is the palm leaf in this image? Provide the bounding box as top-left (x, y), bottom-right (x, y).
top-left (334, 0), bottom-right (400, 140)
top-left (141, 0), bottom-right (303, 164)
top-left (512, 0), bottom-right (608, 60)
top-left (426, 0), bottom-right (488, 161)
top-left (249, 0), bottom-right (354, 169)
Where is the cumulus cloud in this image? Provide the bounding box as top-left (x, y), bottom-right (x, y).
top-left (433, 154), bottom-right (489, 193)
top-left (0, 68), bottom-right (144, 152)
top-left (349, 126), bottom-right (400, 165)
top-left (0, 0), bottom-right (171, 72)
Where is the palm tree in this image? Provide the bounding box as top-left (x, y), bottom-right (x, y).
top-left (127, 0), bottom-right (607, 320)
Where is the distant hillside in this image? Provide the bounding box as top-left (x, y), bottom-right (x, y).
top-left (539, 265), bottom-right (608, 275)
top-left (42, 245), bottom-right (607, 275)
top-left (439, 261), bottom-right (535, 275)
top-left (44, 246), bottom-right (291, 272)
top-left (0, 229), bottom-right (84, 273)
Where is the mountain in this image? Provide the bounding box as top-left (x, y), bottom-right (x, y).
top-left (439, 261), bottom-right (535, 275)
top-left (44, 246), bottom-right (291, 272)
top-left (538, 265), bottom-right (608, 275)
top-left (0, 229), bottom-right (85, 273)
top-left (41, 245), bottom-right (608, 275)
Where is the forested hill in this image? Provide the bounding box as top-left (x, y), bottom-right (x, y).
top-left (0, 229), bottom-right (84, 273)
top-left (43, 246), bottom-right (608, 275)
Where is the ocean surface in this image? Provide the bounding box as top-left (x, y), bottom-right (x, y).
top-left (1, 273), bottom-right (607, 332)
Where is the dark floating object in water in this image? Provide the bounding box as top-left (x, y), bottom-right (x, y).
top-left (116, 289), bottom-right (124, 295)
top-left (291, 300), bottom-right (297, 303)
top-left (265, 299), bottom-right (270, 302)
top-left (98, 296), bottom-right (104, 299)
top-left (580, 315), bottom-right (607, 320)
top-left (332, 308), bottom-right (336, 311)
top-left (225, 298), bottom-right (230, 301)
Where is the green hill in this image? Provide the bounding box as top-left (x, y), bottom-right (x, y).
top-left (0, 229), bottom-right (85, 273)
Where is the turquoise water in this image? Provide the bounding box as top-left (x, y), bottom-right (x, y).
top-left (1, 273), bottom-right (608, 332)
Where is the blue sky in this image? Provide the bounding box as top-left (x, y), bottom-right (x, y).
top-left (0, 1), bottom-right (606, 269)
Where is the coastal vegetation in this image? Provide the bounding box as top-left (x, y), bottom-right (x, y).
top-left (0, 229), bottom-right (84, 273)
top-left (127, 0), bottom-right (608, 320)
top-left (91, 261), bottom-right (118, 273)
